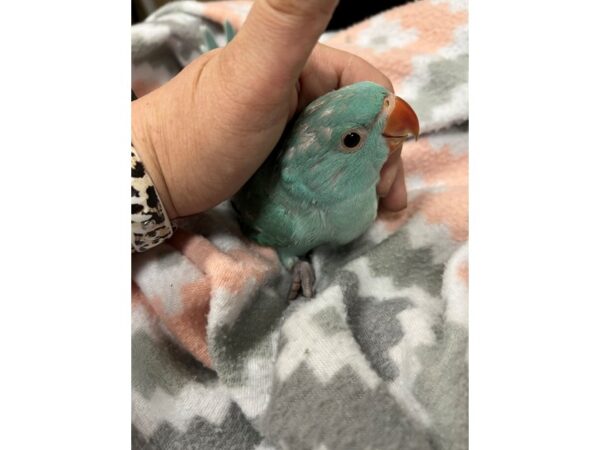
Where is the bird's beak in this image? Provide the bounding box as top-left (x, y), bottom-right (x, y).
top-left (383, 95), bottom-right (420, 154)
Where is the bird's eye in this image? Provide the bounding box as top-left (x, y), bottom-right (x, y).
top-left (340, 129), bottom-right (366, 153)
top-left (343, 132), bottom-right (361, 148)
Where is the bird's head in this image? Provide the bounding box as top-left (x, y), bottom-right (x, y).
top-left (280, 81), bottom-right (419, 202)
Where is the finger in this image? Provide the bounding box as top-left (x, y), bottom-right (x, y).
top-left (380, 156), bottom-right (408, 212)
top-left (297, 44), bottom-right (394, 111)
top-left (377, 150), bottom-right (401, 198)
top-left (337, 52), bottom-right (393, 92)
top-left (220, 0), bottom-right (339, 102)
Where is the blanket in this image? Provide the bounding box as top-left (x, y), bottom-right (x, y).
top-left (132, 1), bottom-right (468, 449)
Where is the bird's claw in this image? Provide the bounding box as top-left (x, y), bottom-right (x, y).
top-left (288, 260), bottom-right (315, 300)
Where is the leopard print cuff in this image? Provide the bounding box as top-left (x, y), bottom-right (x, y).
top-left (131, 145), bottom-right (174, 252)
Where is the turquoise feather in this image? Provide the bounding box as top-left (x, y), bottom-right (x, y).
top-left (203, 28), bottom-right (219, 51)
top-left (232, 81), bottom-right (392, 268)
top-left (224, 20), bottom-right (236, 43)
top-left (202, 20), bottom-right (236, 52)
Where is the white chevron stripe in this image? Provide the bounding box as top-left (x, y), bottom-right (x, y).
top-left (276, 285), bottom-right (380, 390)
top-left (442, 243), bottom-right (469, 327)
top-left (132, 243), bottom-right (203, 316)
top-left (207, 281), bottom-right (258, 332)
top-left (431, 82), bottom-right (468, 124)
top-left (132, 381), bottom-right (232, 436)
top-left (229, 353), bottom-right (277, 420)
top-left (387, 285), bottom-right (443, 426)
top-left (346, 257), bottom-right (401, 301)
top-left (405, 214), bottom-right (460, 264)
top-left (345, 255), bottom-right (443, 425)
top-left (131, 302), bottom-right (162, 341)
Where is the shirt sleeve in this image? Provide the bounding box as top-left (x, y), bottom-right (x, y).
top-left (131, 145), bottom-right (174, 252)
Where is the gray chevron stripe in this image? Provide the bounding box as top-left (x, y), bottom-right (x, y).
top-left (262, 363), bottom-right (438, 450)
top-left (132, 403), bottom-right (262, 450)
top-left (132, 330), bottom-right (217, 399)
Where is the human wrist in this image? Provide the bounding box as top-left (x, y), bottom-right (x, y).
top-left (131, 99), bottom-right (179, 220)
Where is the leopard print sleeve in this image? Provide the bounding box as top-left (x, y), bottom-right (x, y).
top-left (131, 145), bottom-right (174, 252)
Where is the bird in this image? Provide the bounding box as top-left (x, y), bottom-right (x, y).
top-left (232, 81), bottom-right (419, 299)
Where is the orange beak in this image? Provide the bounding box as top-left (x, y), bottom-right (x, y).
top-left (383, 96), bottom-right (420, 154)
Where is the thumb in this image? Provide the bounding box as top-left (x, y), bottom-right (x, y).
top-left (219, 0), bottom-right (339, 100)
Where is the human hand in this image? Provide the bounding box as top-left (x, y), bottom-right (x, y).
top-left (131, 0), bottom-right (407, 219)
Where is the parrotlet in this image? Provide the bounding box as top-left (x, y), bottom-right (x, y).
top-left (232, 81), bottom-right (419, 299)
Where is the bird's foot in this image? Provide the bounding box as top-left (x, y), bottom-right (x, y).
top-left (287, 260), bottom-right (316, 301)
